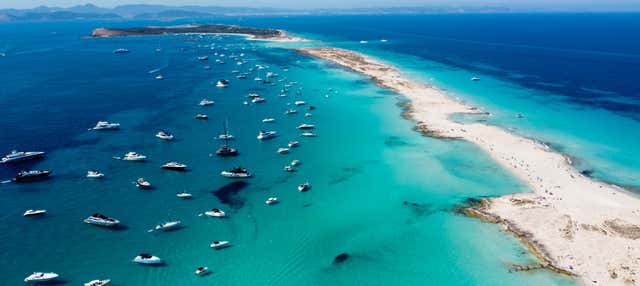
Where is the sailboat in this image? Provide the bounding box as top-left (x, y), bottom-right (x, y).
top-left (216, 120), bottom-right (238, 157)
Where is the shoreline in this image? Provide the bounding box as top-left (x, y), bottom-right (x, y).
top-left (297, 47), bottom-right (640, 286)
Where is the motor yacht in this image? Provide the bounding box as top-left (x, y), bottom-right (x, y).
top-left (297, 124), bottom-right (315, 130)
top-left (13, 170), bottom-right (51, 182)
top-left (132, 254), bottom-right (163, 265)
top-left (247, 93), bottom-right (260, 98)
top-left (220, 167), bottom-right (251, 178)
top-left (199, 99), bottom-right (215, 106)
top-left (24, 272), bottom-right (59, 283)
top-left (204, 208), bottom-right (226, 217)
top-left (288, 141), bottom-right (299, 148)
top-left (156, 130), bottom-right (174, 140)
top-left (197, 56), bottom-right (209, 61)
top-left (291, 160), bottom-right (301, 166)
top-left (301, 132), bottom-right (316, 137)
top-left (294, 101), bottom-right (306, 106)
top-left (277, 148), bottom-right (290, 154)
top-left (24, 209), bottom-right (47, 216)
top-left (471, 77), bottom-right (480, 81)
top-left (266, 197), bottom-right (279, 205)
top-left (210, 240), bottom-right (230, 249)
top-left (195, 114), bottom-right (209, 120)
top-left (86, 170), bottom-right (105, 178)
top-left (257, 131), bottom-right (277, 140)
top-left (84, 279), bottom-right (111, 286)
top-left (216, 80), bottom-right (229, 88)
top-left (122, 152), bottom-right (146, 161)
top-left (161, 162), bottom-right (187, 171)
top-left (92, 121), bottom-right (120, 130)
top-left (262, 118), bottom-right (275, 123)
top-left (176, 192), bottom-right (192, 199)
top-left (152, 221), bottom-right (182, 232)
top-left (298, 182), bottom-right (311, 192)
top-left (84, 213), bottom-right (120, 227)
top-left (136, 178), bottom-right (152, 189)
top-left (155, 74), bottom-right (164, 80)
top-left (284, 109), bottom-right (297, 115)
top-left (195, 267), bottom-right (209, 276)
top-left (252, 97), bottom-right (266, 103)
top-left (218, 134), bottom-right (234, 140)
top-left (1, 150), bottom-right (45, 164)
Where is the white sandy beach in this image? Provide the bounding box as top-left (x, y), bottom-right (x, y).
top-left (298, 47), bottom-right (640, 286)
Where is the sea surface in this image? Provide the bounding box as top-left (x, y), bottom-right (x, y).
top-left (1, 14), bottom-right (637, 285)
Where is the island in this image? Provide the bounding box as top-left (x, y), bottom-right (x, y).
top-left (298, 47), bottom-right (640, 286)
top-left (90, 24), bottom-right (292, 40)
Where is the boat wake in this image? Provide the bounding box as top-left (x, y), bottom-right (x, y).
top-left (148, 64), bottom-right (168, 74)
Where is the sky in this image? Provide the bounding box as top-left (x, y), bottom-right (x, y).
top-left (1, 0), bottom-right (640, 10)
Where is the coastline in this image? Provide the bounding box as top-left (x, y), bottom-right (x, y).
top-left (297, 47), bottom-right (640, 286)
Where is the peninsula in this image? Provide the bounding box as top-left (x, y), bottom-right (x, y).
top-left (298, 47), bottom-right (640, 286)
top-left (91, 24), bottom-right (289, 40)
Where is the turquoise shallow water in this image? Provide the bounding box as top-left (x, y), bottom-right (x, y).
top-left (0, 22), bottom-right (577, 285)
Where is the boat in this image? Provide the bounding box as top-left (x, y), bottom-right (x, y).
top-left (23, 209), bottom-right (46, 216)
top-left (305, 113), bottom-right (312, 117)
top-left (13, 170), bottom-right (51, 182)
top-left (254, 77), bottom-right (262, 81)
top-left (380, 39), bottom-right (388, 42)
top-left (294, 101), bottom-right (306, 106)
top-left (204, 208), bottom-right (226, 217)
top-left (176, 192), bottom-right (192, 199)
top-left (359, 40), bottom-right (368, 44)
top-left (195, 114), bottom-right (209, 120)
top-left (136, 178), bottom-right (152, 189)
top-left (262, 118), bottom-right (275, 123)
top-left (236, 74), bottom-right (247, 79)
top-left (284, 165), bottom-right (294, 172)
top-left (217, 121), bottom-right (239, 156)
top-left (195, 267), bottom-right (209, 276)
top-left (113, 48), bottom-right (130, 54)
top-left (284, 109), bottom-right (297, 115)
top-left (204, 65), bottom-right (211, 70)
top-left (86, 170), bottom-right (105, 178)
top-left (155, 74), bottom-right (164, 80)
top-left (84, 279), bottom-right (111, 286)
top-left (199, 99), bottom-right (215, 106)
top-left (257, 131), bottom-right (277, 140)
top-left (216, 80), bottom-right (229, 88)
top-left (84, 213), bottom-right (120, 227)
top-left (24, 272), bottom-right (59, 283)
top-left (288, 141), bottom-right (299, 148)
top-left (220, 167), bottom-right (251, 178)
top-left (161, 162), bottom-right (187, 171)
top-left (277, 148), bottom-right (290, 154)
top-left (471, 77), bottom-right (480, 81)
top-left (252, 97), bottom-right (266, 103)
top-left (91, 121), bottom-right (120, 130)
top-left (266, 197), bottom-right (279, 205)
top-left (132, 253), bottom-right (163, 265)
top-left (301, 132), bottom-right (316, 137)
top-left (210, 240), bottom-right (231, 249)
top-left (197, 56), bottom-right (209, 61)
top-left (152, 221), bottom-right (182, 232)
top-left (266, 72), bottom-right (278, 78)
top-left (298, 182), bottom-right (311, 192)
top-left (122, 152), bottom-right (146, 161)
top-left (156, 130), bottom-right (174, 140)
top-left (291, 160), bottom-right (301, 166)
top-left (218, 134), bottom-right (234, 140)
top-left (1, 150), bottom-right (45, 164)
top-left (247, 93), bottom-right (260, 98)
top-left (297, 124), bottom-right (315, 130)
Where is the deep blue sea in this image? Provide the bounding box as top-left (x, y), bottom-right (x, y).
top-left (0, 14), bottom-right (638, 285)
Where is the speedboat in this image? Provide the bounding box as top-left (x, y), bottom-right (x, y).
top-left (152, 221), bottom-right (181, 232)
top-left (291, 160), bottom-right (301, 166)
top-left (257, 131), bottom-right (277, 140)
top-left (195, 267), bottom-right (209, 276)
top-left (92, 121), bottom-right (120, 130)
top-left (247, 93), bottom-right (260, 98)
top-left (252, 97), bottom-right (266, 103)
top-left (176, 192), bottom-right (192, 199)
top-left (210, 240), bottom-right (231, 249)
top-left (199, 99), bottom-right (215, 106)
top-left (298, 182), bottom-right (311, 192)
top-left (266, 197), bottom-right (279, 205)
top-left (156, 130), bottom-right (174, 140)
top-left (122, 152), bottom-right (146, 161)
top-left (297, 124), bottom-right (315, 130)
top-left (294, 101), bottom-right (306, 106)
top-left (284, 109), bottom-right (297, 115)
top-left (216, 145), bottom-right (238, 157)
top-left (161, 162), bottom-right (187, 171)
top-left (24, 209), bottom-right (47, 216)
top-left (284, 165), bottom-right (294, 172)
top-left (220, 167), bottom-right (251, 178)
top-left (1, 150), bottom-right (45, 164)
top-left (198, 56), bottom-right (209, 61)
top-left (277, 148), bottom-right (290, 154)
top-left (471, 77), bottom-right (480, 81)
top-left (132, 253), bottom-right (163, 265)
top-left (262, 118), bottom-right (275, 123)
top-left (84, 213), bottom-right (120, 227)
top-left (24, 272), bottom-right (59, 283)
top-left (155, 74), bottom-right (164, 80)
top-left (204, 208), bottom-right (226, 217)
top-left (136, 178), bottom-right (152, 189)
top-left (218, 134), bottom-right (234, 140)
top-left (216, 80), bottom-right (229, 88)
top-left (85, 279), bottom-right (111, 286)
top-left (13, 170), bottom-right (51, 182)
top-left (301, 132), bottom-right (316, 137)
top-left (288, 141), bottom-right (299, 148)
top-left (86, 170), bottom-right (105, 178)
top-left (195, 114), bottom-right (209, 120)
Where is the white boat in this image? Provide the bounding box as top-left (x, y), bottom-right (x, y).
top-left (288, 141), bottom-right (299, 148)
top-left (294, 101), bottom-right (306, 106)
top-left (291, 160), bottom-right (301, 166)
top-left (155, 74), bottom-right (164, 80)
top-left (198, 56), bottom-right (208, 61)
top-left (220, 167), bottom-right (251, 178)
top-left (136, 178), bottom-right (152, 189)
top-left (199, 99), bottom-right (215, 106)
top-left (297, 124), bottom-right (315, 130)
top-left (257, 131), bottom-right (277, 140)
top-left (1, 150), bottom-right (45, 164)
top-left (301, 132), bottom-right (316, 137)
top-left (218, 134), bottom-right (234, 140)
top-left (24, 272), bottom-right (59, 283)
top-left (156, 130), bottom-right (174, 140)
top-left (152, 221), bottom-right (182, 232)
top-left (204, 208), bottom-right (226, 217)
top-left (84, 279), bottom-right (111, 286)
top-left (305, 113), bottom-right (313, 117)
top-left (23, 209), bottom-right (46, 216)
top-left (113, 48), bottom-right (130, 54)
top-left (262, 118), bottom-right (276, 123)
top-left (92, 121), bottom-right (120, 130)
top-left (210, 240), bottom-right (231, 249)
top-left (380, 39), bottom-right (388, 42)
top-left (284, 109), bottom-right (297, 115)
top-left (298, 182), bottom-right (311, 192)
top-left (122, 152), bottom-right (146, 161)
top-left (86, 170), bottom-right (105, 178)
top-left (359, 40), bottom-right (368, 44)
top-left (132, 253), bottom-right (163, 265)
top-left (471, 77), bottom-right (480, 81)
top-left (195, 267), bottom-right (209, 276)
top-left (266, 197), bottom-right (279, 205)
top-left (254, 77), bottom-right (262, 81)
top-left (216, 80), bottom-right (229, 87)
top-left (195, 114), bottom-right (209, 120)
top-left (247, 93), bottom-right (260, 98)
top-left (252, 97), bottom-right (266, 103)
top-left (277, 148), bottom-right (290, 154)
top-left (176, 192), bottom-right (192, 199)
top-left (161, 162), bottom-right (187, 171)
top-left (84, 213), bottom-right (120, 227)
